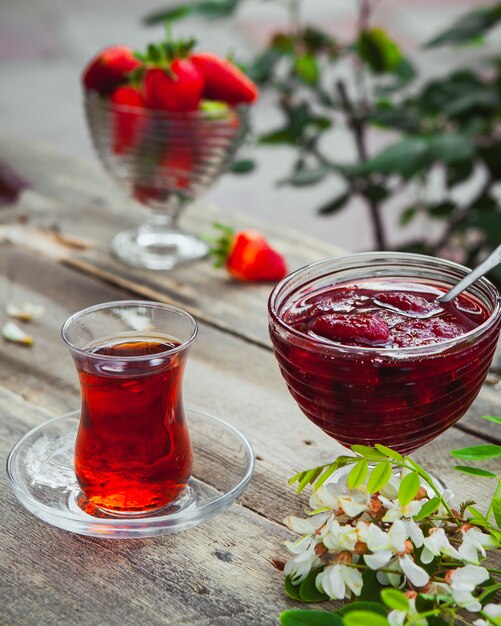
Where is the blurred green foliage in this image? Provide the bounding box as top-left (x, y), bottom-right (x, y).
top-left (145, 1), bottom-right (501, 277)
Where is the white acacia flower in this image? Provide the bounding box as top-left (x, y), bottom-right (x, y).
top-left (473, 602), bottom-right (501, 626)
top-left (379, 495), bottom-right (423, 522)
top-left (284, 512), bottom-right (330, 535)
top-left (388, 597), bottom-right (428, 626)
top-left (404, 518), bottom-right (425, 548)
top-left (321, 517), bottom-right (358, 551)
top-left (449, 564), bottom-right (489, 612)
top-left (458, 527), bottom-right (499, 565)
top-left (421, 528), bottom-right (460, 564)
top-left (379, 474), bottom-right (401, 500)
top-left (315, 562), bottom-right (363, 600)
top-left (364, 520), bottom-right (430, 588)
top-left (284, 535), bottom-right (321, 584)
top-left (310, 482), bottom-right (371, 518)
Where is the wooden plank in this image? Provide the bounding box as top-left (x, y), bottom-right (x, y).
top-left (0, 252), bottom-right (498, 626)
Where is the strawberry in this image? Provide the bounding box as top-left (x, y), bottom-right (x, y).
top-left (110, 86), bottom-right (145, 155)
top-left (161, 147), bottom-right (193, 190)
top-left (190, 53), bottom-right (259, 105)
top-left (210, 224), bottom-right (287, 282)
top-left (143, 60), bottom-right (204, 112)
top-left (82, 45), bottom-right (140, 95)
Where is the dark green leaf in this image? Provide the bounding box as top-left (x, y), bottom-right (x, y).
top-left (365, 185), bottom-right (389, 203)
top-left (381, 588), bottom-right (409, 611)
top-left (357, 28), bottom-right (403, 74)
top-left (414, 496), bottom-right (441, 521)
top-left (284, 166), bottom-right (329, 187)
top-left (492, 497), bottom-right (501, 528)
top-left (143, 5), bottom-right (192, 24)
top-left (480, 415), bottom-right (501, 425)
top-left (427, 202), bottom-right (455, 218)
top-left (259, 129), bottom-right (295, 145)
top-left (347, 459), bottom-right (369, 489)
top-left (369, 104), bottom-right (419, 133)
top-left (454, 465), bottom-right (497, 478)
top-left (398, 472), bottom-right (421, 507)
top-left (280, 610), bottom-right (344, 626)
top-left (294, 54), bottom-right (320, 85)
top-left (367, 462), bottom-right (393, 493)
top-left (361, 138), bottom-right (430, 180)
top-left (451, 444), bottom-right (501, 460)
top-left (358, 569), bottom-right (384, 602)
top-left (446, 160), bottom-right (474, 188)
top-left (230, 159), bottom-right (255, 174)
top-left (428, 133), bottom-right (475, 164)
top-left (479, 143), bottom-right (501, 178)
top-left (336, 602), bottom-right (387, 618)
top-left (317, 193), bottom-right (350, 216)
top-left (248, 48), bottom-right (283, 83)
top-left (300, 569), bottom-right (329, 603)
top-left (399, 206), bottom-right (418, 226)
top-left (425, 5), bottom-right (501, 48)
top-left (285, 575), bottom-right (303, 601)
top-left (343, 611), bottom-right (390, 626)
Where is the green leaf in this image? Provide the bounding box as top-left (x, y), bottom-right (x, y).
top-left (467, 505), bottom-right (487, 522)
top-left (285, 576), bottom-right (303, 601)
top-left (479, 415), bottom-right (501, 425)
top-left (425, 5), bottom-right (501, 48)
top-left (336, 602), bottom-right (387, 618)
top-left (294, 54), bottom-right (320, 85)
top-left (230, 159), bottom-right (255, 174)
top-left (367, 462), bottom-right (393, 494)
top-left (280, 610), bottom-right (344, 626)
top-left (317, 193), bottom-right (350, 216)
top-left (284, 166), bottom-right (329, 187)
top-left (300, 569), bottom-right (329, 603)
top-left (297, 467), bottom-right (324, 492)
top-left (347, 459), bottom-right (369, 489)
top-left (351, 445), bottom-right (387, 461)
top-left (343, 611), bottom-right (390, 626)
top-left (314, 463), bottom-right (340, 490)
top-left (259, 128), bottom-right (295, 145)
top-left (374, 444), bottom-right (404, 462)
top-left (398, 472), bottom-right (421, 507)
top-left (248, 47), bottom-right (283, 83)
top-left (380, 588), bottom-right (410, 611)
top-left (492, 497), bottom-right (501, 528)
top-left (414, 496), bottom-right (441, 521)
top-left (358, 569), bottom-right (384, 602)
top-left (399, 206), bottom-right (418, 226)
top-left (454, 465), bottom-right (498, 478)
top-left (357, 28), bottom-right (403, 74)
top-left (361, 138), bottom-right (430, 180)
top-left (446, 161), bottom-right (473, 188)
top-left (427, 202), bottom-right (455, 219)
top-left (143, 5), bottom-right (192, 23)
top-left (428, 133), bottom-right (475, 164)
top-left (451, 444), bottom-right (501, 460)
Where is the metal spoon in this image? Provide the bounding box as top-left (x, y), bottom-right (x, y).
top-left (377, 244), bottom-right (501, 319)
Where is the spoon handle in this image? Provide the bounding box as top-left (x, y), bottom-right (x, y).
top-left (438, 243), bottom-right (501, 304)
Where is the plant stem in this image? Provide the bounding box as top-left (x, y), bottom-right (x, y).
top-left (336, 79), bottom-right (387, 250)
top-left (486, 478), bottom-right (501, 523)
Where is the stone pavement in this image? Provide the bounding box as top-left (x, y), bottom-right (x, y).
top-left (0, 0), bottom-right (493, 252)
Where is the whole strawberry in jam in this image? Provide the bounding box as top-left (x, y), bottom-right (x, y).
top-left (83, 46), bottom-right (141, 96)
top-left (210, 224), bottom-right (287, 282)
top-left (191, 53), bottom-right (259, 105)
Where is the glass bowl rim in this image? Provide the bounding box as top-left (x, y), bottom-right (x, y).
top-left (61, 300), bottom-right (198, 362)
top-left (268, 251), bottom-right (501, 356)
top-left (84, 89), bottom-right (248, 120)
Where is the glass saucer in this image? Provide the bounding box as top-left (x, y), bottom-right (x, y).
top-left (6, 408), bottom-right (255, 539)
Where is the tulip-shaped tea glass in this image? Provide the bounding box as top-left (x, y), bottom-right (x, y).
top-left (62, 300), bottom-right (197, 516)
top-left (268, 253), bottom-right (501, 456)
top-left (85, 91), bottom-right (248, 270)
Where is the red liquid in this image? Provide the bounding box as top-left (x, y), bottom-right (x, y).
top-left (271, 279), bottom-right (500, 453)
top-left (74, 337), bottom-right (192, 514)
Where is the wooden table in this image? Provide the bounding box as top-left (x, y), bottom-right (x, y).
top-left (0, 140), bottom-right (500, 626)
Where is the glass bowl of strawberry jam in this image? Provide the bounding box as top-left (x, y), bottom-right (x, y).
top-left (268, 252), bottom-right (501, 454)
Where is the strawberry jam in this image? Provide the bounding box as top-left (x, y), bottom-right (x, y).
top-left (269, 271), bottom-right (501, 454)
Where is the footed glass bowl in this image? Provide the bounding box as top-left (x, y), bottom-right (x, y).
top-left (268, 252), bottom-right (501, 454)
top-left (85, 91), bottom-right (248, 270)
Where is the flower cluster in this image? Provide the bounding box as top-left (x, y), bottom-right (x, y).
top-left (283, 461), bottom-right (500, 626)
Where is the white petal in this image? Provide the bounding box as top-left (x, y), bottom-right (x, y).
top-left (284, 513), bottom-right (329, 534)
top-left (380, 476), bottom-right (400, 500)
top-left (338, 492), bottom-right (370, 517)
top-left (399, 554), bottom-right (430, 588)
top-left (466, 528), bottom-right (498, 550)
top-left (451, 588), bottom-right (482, 612)
top-left (451, 564), bottom-right (490, 591)
top-left (388, 610), bottom-right (406, 626)
top-left (484, 603), bottom-right (501, 618)
top-left (317, 565), bottom-right (346, 600)
top-left (310, 484), bottom-right (341, 510)
top-left (367, 524), bottom-right (391, 552)
top-left (458, 535), bottom-right (481, 565)
top-left (420, 546), bottom-right (436, 565)
top-left (389, 520), bottom-right (408, 552)
top-left (405, 518), bottom-right (424, 548)
top-left (2, 321), bottom-right (33, 346)
top-left (355, 521), bottom-right (371, 543)
top-left (364, 550), bottom-right (393, 570)
top-left (285, 535), bottom-right (313, 555)
top-left (341, 565), bottom-right (364, 597)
